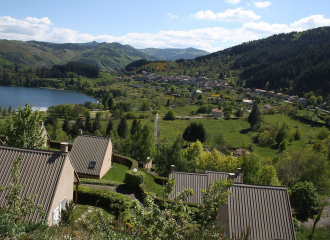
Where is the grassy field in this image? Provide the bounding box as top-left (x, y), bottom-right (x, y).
top-left (102, 163), bottom-right (129, 183)
top-left (158, 118), bottom-right (251, 148)
top-left (158, 113), bottom-right (321, 159)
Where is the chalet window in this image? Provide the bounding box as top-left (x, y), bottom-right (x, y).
top-left (89, 161), bottom-right (96, 169)
top-left (60, 197), bottom-right (66, 212)
top-left (53, 207), bottom-right (59, 225)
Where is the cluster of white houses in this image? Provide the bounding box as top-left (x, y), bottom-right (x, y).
top-left (123, 73), bottom-right (313, 109)
top-left (0, 127), bottom-right (296, 239)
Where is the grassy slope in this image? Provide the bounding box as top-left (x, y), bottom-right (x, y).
top-left (158, 113), bottom-right (319, 159)
top-left (102, 163), bottom-right (129, 183)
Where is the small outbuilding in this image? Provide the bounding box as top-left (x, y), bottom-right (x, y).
top-left (211, 108), bottom-right (224, 118)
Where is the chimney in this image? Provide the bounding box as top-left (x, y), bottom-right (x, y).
top-left (237, 168), bottom-right (242, 174)
top-left (228, 173), bottom-right (235, 181)
top-left (39, 121), bottom-right (44, 129)
top-left (78, 129), bottom-right (83, 136)
top-left (60, 142), bottom-right (68, 153)
top-left (170, 165), bottom-right (175, 172)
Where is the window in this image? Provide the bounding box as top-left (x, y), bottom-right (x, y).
top-left (60, 197), bottom-right (66, 212)
top-left (53, 207), bottom-right (59, 225)
top-left (89, 161), bottom-right (96, 169)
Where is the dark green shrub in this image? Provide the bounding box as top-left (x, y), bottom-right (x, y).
top-left (124, 170), bottom-right (145, 189)
top-left (113, 153), bottom-right (138, 170)
top-left (125, 112), bottom-right (136, 119)
top-left (80, 178), bottom-right (122, 187)
top-left (163, 110), bottom-right (175, 120)
top-left (77, 186), bottom-right (131, 220)
top-left (153, 176), bottom-right (168, 185)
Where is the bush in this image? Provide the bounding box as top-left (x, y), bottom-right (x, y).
top-left (316, 126), bottom-right (330, 140)
top-left (163, 110), bottom-right (175, 120)
top-left (125, 112), bottom-right (136, 119)
top-left (153, 176), bottom-right (168, 185)
top-left (79, 178), bottom-right (122, 187)
top-left (113, 153), bottom-right (138, 170)
top-left (196, 105), bottom-right (209, 114)
top-left (77, 186), bottom-right (131, 220)
top-left (124, 170), bottom-right (145, 189)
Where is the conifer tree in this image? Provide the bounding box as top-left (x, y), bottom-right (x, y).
top-left (248, 104), bottom-right (261, 129)
top-left (117, 117), bottom-right (128, 138)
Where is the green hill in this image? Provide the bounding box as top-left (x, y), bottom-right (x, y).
top-left (129, 27), bottom-right (330, 97)
top-left (138, 47), bottom-right (209, 60)
top-left (0, 40), bottom-right (157, 71)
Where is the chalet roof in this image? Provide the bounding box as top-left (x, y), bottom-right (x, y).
top-left (0, 146), bottom-right (70, 222)
top-left (69, 135), bottom-right (112, 176)
top-left (168, 170), bottom-right (243, 204)
top-left (212, 108), bottom-right (223, 113)
top-left (224, 183), bottom-right (296, 240)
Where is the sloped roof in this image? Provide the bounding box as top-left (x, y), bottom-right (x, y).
top-left (0, 146), bottom-right (68, 222)
top-left (69, 135), bottom-right (112, 176)
top-left (225, 184), bottom-right (296, 240)
top-left (169, 170), bottom-right (243, 204)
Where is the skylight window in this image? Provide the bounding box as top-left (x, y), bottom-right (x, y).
top-left (89, 161), bottom-right (96, 169)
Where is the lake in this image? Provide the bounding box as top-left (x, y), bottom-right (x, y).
top-left (0, 86), bottom-right (97, 110)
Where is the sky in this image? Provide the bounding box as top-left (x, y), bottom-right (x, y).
top-left (0, 0), bottom-right (330, 52)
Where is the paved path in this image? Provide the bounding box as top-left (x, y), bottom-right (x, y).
top-left (154, 113), bottom-right (159, 143)
top-left (300, 205), bottom-right (330, 229)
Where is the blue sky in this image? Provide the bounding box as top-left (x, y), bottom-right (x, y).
top-left (0, 0), bottom-right (330, 52)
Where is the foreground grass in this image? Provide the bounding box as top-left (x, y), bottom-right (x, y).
top-left (296, 226), bottom-right (330, 240)
top-left (102, 163), bottom-right (129, 183)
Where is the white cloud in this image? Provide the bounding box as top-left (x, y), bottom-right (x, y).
top-left (290, 15), bottom-right (330, 31)
top-left (1, 15), bottom-right (330, 52)
top-left (225, 0), bottom-right (241, 4)
top-left (252, 1), bottom-right (272, 8)
top-left (166, 13), bottom-right (179, 20)
top-left (193, 8), bottom-right (261, 22)
top-left (0, 16), bottom-right (51, 38)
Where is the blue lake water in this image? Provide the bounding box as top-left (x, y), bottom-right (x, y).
top-left (0, 86), bottom-right (97, 110)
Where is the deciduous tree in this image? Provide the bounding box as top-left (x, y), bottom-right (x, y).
top-left (5, 103), bottom-right (45, 149)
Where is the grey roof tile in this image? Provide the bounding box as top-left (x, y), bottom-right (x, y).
top-left (0, 145), bottom-right (68, 222)
top-left (168, 170), bottom-right (243, 204)
top-left (226, 184), bottom-right (296, 240)
top-left (69, 135), bottom-right (112, 177)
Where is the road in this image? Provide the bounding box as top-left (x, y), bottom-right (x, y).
top-left (154, 113), bottom-right (159, 143)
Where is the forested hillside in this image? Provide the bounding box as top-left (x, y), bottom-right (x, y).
top-left (138, 47), bottom-right (209, 60)
top-left (128, 27), bottom-right (330, 97)
top-left (0, 40), bottom-right (157, 71)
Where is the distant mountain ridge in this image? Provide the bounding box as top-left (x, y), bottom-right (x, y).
top-left (138, 47), bottom-right (209, 60)
top-left (0, 40), bottom-right (157, 71)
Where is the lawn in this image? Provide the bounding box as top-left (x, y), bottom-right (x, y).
top-left (73, 204), bottom-right (116, 221)
top-left (141, 169), bottom-right (165, 198)
top-left (102, 163), bottom-right (129, 183)
top-left (73, 204), bottom-right (90, 221)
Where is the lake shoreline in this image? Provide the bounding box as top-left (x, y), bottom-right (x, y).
top-left (0, 86), bottom-right (97, 110)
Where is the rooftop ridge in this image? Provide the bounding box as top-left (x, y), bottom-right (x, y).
top-left (0, 145), bottom-right (68, 155)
